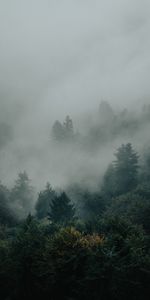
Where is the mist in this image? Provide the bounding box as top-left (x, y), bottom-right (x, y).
top-left (1, 3), bottom-right (150, 298)
top-left (0, 0), bottom-right (150, 190)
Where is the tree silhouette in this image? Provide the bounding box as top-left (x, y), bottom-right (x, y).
top-left (48, 192), bottom-right (75, 225)
top-left (114, 143), bottom-right (139, 194)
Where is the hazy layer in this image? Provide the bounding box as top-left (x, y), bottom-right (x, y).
top-left (0, 0), bottom-right (150, 189)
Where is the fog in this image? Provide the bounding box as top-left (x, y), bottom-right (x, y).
top-left (0, 0), bottom-right (150, 189)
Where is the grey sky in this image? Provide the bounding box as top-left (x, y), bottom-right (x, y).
top-left (0, 0), bottom-right (150, 120)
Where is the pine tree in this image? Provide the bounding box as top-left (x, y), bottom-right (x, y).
top-left (35, 183), bottom-right (56, 219)
top-left (0, 183), bottom-right (16, 225)
top-left (114, 143), bottom-right (139, 194)
top-left (48, 192), bottom-right (75, 225)
top-left (10, 171), bottom-right (34, 218)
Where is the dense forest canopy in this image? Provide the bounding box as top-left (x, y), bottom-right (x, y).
top-left (0, 102), bottom-right (150, 299)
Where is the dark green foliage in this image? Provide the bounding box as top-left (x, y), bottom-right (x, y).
top-left (48, 192), bottom-right (75, 225)
top-left (140, 149), bottom-right (150, 182)
top-left (114, 143), bottom-right (139, 194)
top-left (82, 191), bottom-right (106, 221)
top-left (105, 185), bottom-right (150, 234)
top-left (103, 143), bottom-right (139, 197)
top-left (0, 216), bottom-right (149, 300)
top-left (97, 216), bottom-right (150, 300)
top-left (0, 183), bottom-right (16, 226)
top-left (0, 238), bottom-right (12, 300)
top-left (9, 215), bottom-right (45, 300)
top-left (0, 140), bottom-right (150, 299)
top-left (35, 183), bottom-right (56, 219)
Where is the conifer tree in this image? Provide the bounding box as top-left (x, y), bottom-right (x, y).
top-left (48, 192), bottom-right (75, 225)
top-left (114, 143), bottom-right (139, 194)
top-left (35, 183), bottom-right (56, 219)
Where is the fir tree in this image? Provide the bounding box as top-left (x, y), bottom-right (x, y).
top-left (48, 192), bottom-right (75, 225)
top-left (35, 183), bottom-right (56, 219)
top-left (114, 143), bottom-right (139, 194)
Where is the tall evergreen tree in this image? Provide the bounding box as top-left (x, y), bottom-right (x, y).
top-left (48, 192), bottom-right (75, 225)
top-left (10, 172), bottom-right (35, 218)
top-left (35, 183), bottom-right (56, 219)
top-left (0, 183), bottom-right (16, 225)
top-left (114, 143), bottom-right (139, 194)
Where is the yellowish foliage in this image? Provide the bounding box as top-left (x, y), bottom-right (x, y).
top-left (78, 233), bottom-right (104, 249)
top-left (51, 227), bottom-right (104, 253)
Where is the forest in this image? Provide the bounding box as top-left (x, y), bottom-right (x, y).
top-left (1, 0), bottom-right (150, 298)
top-left (0, 102), bottom-right (150, 300)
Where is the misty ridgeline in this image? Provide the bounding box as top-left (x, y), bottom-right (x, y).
top-left (0, 101), bottom-right (150, 300)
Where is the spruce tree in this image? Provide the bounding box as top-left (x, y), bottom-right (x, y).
top-left (48, 192), bottom-right (75, 225)
top-left (114, 143), bottom-right (139, 194)
top-left (35, 183), bottom-right (56, 219)
top-left (10, 172), bottom-right (34, 218)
